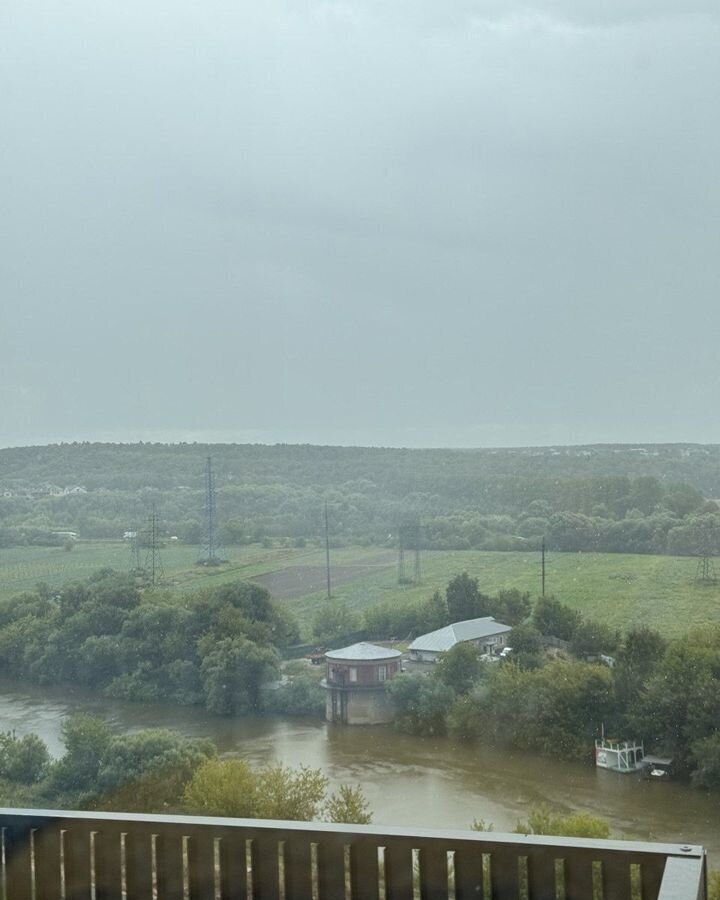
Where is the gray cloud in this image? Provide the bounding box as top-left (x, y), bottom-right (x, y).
top-left (2, 0), bottom-right (719, 447)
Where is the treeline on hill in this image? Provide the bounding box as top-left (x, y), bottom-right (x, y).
top-left (377, 573), bottom-right (720, 789)
top-left (0, 571), bottom-right (321, 716)
top-left (0, 715), bottom-right (370, 823)
top-left (1, 443), bottom-right (720, 556)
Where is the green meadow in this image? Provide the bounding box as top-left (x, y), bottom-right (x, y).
top-left (0, 542), bottom-right (717, 638)
top-left (281, 548), bottom-right (720, 638)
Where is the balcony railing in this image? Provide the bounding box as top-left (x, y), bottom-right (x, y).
top-left (0, 807), bottom-right (707, 900)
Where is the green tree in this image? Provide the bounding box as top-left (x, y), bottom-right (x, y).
top-left (94, 729), bottom-right (215, 811)
top-left (446, 573), bottom-right (486, 622)
top-left (325, 785), bottom-right (372, 824)
top-left (532, 596), bottom-right (581, 641)
top-left (507, 623), bottom-right (542, 655)
top-left (514, 806), bottom-right (610, 839)
top-left (183, 758), bottom-right (260, 817)
top-left (386, 674), bottom-right (454, 736)
top-left (435, 643), bottom-right (484, 695)
top-left (184, 759), bottom-right (328, 821)
top-left (311, 599), bottom-right (360, 644)
top-left (492, 589), bottom-right (531, 626)
top-left (570, 619), bottom-right (619, 657)
top-left (49, 715), bottom-right (113, 793)
top-left (200, 637), bottom-right (280, 715)
top-left (633, 631), bottom-right (720, 773)
top-left (417, 590), bottom-right (449, 633)
top-left (614, 626), bottom-right (666, 713)
top-left (691, 734), bottom-right (720, 790)
top-left (257, 765), bottom-right (328, 820)
top-left (0, 732), bottom-right (50, 783)
top-left (263, 669), bottom-right (325, 716)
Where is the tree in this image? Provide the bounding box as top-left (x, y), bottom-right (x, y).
top-left (614, 626), bottom-right (666, 713)
top-left (257, 765), bottom-right (328, 820)
top-left (0, 732), bottom-right (50, 783)
top-left (184, 759), bottom-right (328, 821)
top-left (507, 623), bottom-right (541, 655)
top-left (532, 596), bottom-right (581, 641)
top-left (325, 785), bottom-right (372, 824)
top-left (691, 734), bottom-right (720, 790)
top-left (632, 632), bottom-right (720, 773)
top-left (417, 590), bottom-right (449, 633)
top-left (435, 643), bottom-right (484, 695)
top-left (513, 807), bottom-right (610, 839)
top-left (446, 573), bottom-right (490, 622)
top-left (50, 715), bottom-right (113, 793)
top-left (492, 590), bottom-right (531, 626)
top-left (386, 674), bottom-right (455, 736)
top-left (312, 599), bottom-right (360, 644)
top-left (199, 637), bottom-right (280, 715)
top-left (570, 619), bottom-right (619, 657)
top-left (94, 730), bottom-right (215, 812)
top-left (183, 758), bottom-right (260, 817)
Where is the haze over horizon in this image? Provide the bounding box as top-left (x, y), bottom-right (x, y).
top-left (2, 1), bottom-right (719, 450)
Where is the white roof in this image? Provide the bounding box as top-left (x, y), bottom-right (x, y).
top-left (408, 617), bottom-right (512, 654)
top-left (325, 642), bottom-right (402, 661)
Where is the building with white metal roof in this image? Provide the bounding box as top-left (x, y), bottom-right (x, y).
top-left (408, 617), bottom-right (511, 662)
top-left (325, 642), bottom-right (402, 661)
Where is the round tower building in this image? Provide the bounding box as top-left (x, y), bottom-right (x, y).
top-left (323, 642), bottom-right (401, 725)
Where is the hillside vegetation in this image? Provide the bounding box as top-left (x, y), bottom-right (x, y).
top-left (1, 443), bottom-right (720, 557)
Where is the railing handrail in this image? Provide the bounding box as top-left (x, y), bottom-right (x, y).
top-left (0, 807), bottom-right (706, 900)
top-left (0, 807), bottom-right (703, 860)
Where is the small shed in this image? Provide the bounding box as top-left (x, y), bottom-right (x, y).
top-left (323, 642), bottom-right (401, 725)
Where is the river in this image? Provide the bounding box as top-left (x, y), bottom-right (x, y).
top-left (0, 677), bottom-right (717, 860)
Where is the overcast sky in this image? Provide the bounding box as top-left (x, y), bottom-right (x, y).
top-left (2, 0), bottom-right (719, 448)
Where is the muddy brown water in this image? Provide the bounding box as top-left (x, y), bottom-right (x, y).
top-left (0, 676), bottom-right (717, 862)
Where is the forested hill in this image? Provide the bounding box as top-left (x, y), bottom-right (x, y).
top-left (3, 442), bottom-right (720, 492)
top-left (1, 442), bottom-right (719, 554)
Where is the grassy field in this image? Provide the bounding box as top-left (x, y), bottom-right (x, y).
top-left (0, 542), bottom-right (388, 604)
top-left (287, 549), bottom-right (720, 638)
top-left (1, 543), bottom-right (718, 638)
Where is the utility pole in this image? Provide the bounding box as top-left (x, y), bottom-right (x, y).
top-left (325, 500), bottom-right (332, 600)
top-left (541, 537), bottom-right (546, 597)
top-left (413, 521), bottom-right (421, 584)
top-left (398, 528), bottom-right (406, 584)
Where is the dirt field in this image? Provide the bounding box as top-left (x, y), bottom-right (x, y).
top-left (249, 552), bottom-right (395, 599)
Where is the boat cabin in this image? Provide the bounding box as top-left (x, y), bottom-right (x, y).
top-left (595, 738), bottom-right (645, 773)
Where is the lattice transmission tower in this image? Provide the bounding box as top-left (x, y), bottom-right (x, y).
top-left (143, 505), bottom-right (164, 585)
top-left (398, 520), bottom-right (422, 585)
top-left (198, 456), bottom-right (225, 566)
top-left (695, 525), bottom-right (718, 584)
top-left (696, 555), bottom-right (717, 584)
